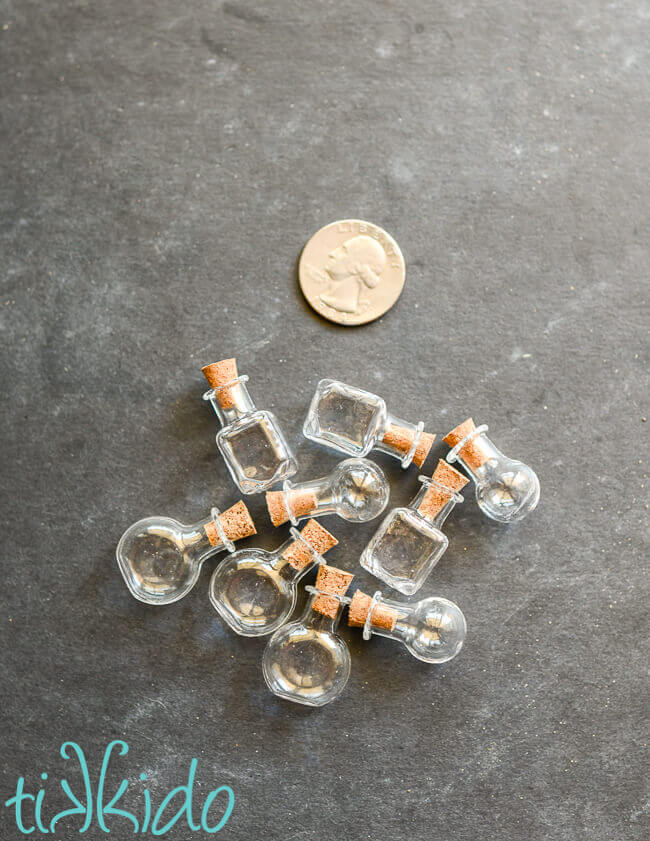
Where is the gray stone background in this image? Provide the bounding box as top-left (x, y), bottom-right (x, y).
top-left (1, 1), bottom-right (648, 839)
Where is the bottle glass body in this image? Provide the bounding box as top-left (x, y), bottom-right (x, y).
top-left (117, 515), bottom-right (227, 605)
top-left (303, 378), bottom-right (386, 457)
top-left (360, 483), bottom-right (456, 595)
top-left (209, 532), bottom-right (315, 637)
top-left (207, 377), bottom-right (297, 494)
top-left (262, 590), bottom-right (350, 707)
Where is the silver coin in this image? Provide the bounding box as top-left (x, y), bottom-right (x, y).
top-left (299, 219), bottom-right (406, 326)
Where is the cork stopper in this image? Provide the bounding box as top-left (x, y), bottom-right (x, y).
top-left (413, 431), bottom-right (436, 468)
top-left (443, 418), bottom-right (488, 470)
top-left (282, 519), bottom-right (338, 571)
top-left (418, 459), bottom-right (470, 519)
top-left (312, 564), bottom-right (354, 618)
top-left (381, 423), bottom-right (413, 457)
top-left (381, 424), bottom-right (435, 468)
top-left (348, 590), bottom-right (398, 632)
top-left (201, 358), bottom-right (238, 409)
top-left (205, 500), bottom-right (256, 546)
top-left (266, 489), bottom-right (317, 527)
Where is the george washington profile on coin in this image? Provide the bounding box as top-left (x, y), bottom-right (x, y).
top-left (299, 220), bottom-right (405, 326)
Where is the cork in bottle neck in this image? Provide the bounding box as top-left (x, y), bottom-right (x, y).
top-left (416, 459), bottom-right (469, 521)
top-left (348, 590), bottom-right (398, 636)
top-left (311, 564), bottom-right (354, 619)
top-left (202, 358), bottom-right (255, 422)
top-left (281, 519), bottom-right (338, 571)
top-left (266, 486), bottom-right (318, 527)
top-left (379, 416), bottom-right (436, 469)
top-left (204, 500), bottom-right (257, 549)
top-left (443, 418), bottom-right (494, 471)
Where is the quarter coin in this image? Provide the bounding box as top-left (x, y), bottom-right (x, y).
top-left (299, 219), bottom-right (406, 326)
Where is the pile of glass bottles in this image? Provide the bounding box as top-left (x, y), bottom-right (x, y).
top-left (116, 360), bottom-right (539, 706)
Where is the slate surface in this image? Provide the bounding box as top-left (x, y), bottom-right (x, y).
top-left (1, 1), bottom-right (648, 839)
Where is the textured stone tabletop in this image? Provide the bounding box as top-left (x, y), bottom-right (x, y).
top-left (1, 1), bottom-right (648, 839)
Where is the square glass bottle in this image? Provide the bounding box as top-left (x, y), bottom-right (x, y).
top-left (360, 459), bottom-right (469, 595)
top-left (303, 379), bottom-right (435, 469)
top-left (202, 358), bottom-right (297, 494)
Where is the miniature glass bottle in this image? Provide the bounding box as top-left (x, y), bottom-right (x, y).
top-left (209, 519), bottom-right (338, 637)
top-left (303, 378), bottom-right (436, 469)
top-left (444, 418), bottom-right (540, 523)
top-left (360, 459), bottom-right (469, 595)
top-left (116, 501), bottom-right (256, 605)
top-left (266, 457), bottom-right (390, 527)
top-left (202, 358), bottom-right (298, 494)
top-left (262, 565), bottom-right (353, 707)
top-left (348, 590), bottom-right (466, 664)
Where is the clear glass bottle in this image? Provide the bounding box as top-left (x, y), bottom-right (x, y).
top-left (209, 519), bottom-right (338, 637)
top-left (262, 564), bottom-right (353, 707)
top-left (348, 589), bottom-right (466, 664)
top-left (116, 501), bottom-right (256, 605)
top-left (202, 358), bottom-right (297, 494)
top-left (444, 418), bottom-right (540, 523)
top-left (360, 459), bottom-right (469, 595)
top-left (266, 457), bottom-right (390, 527)
top-left (303, 378), bottom-right (435, 469)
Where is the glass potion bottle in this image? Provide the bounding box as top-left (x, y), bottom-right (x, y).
top-left (360, 459), bottom-right (469, 595)
top-left (263, 564), bottom-right (354, 706)
top-left (202, 358), bottom-right (298, 494)
top-left (348, 590), bottom-right (466, 664)
top-left (265, 457), bottom-right (390, 527)
top-left (444, 418), bottom-right (540, 523)
top-left (116, 501), bottom-right (256, 605)
top-left (209, 519), bottom-right (338, 637)
top-left (303, 378), bottom-right (436, 469)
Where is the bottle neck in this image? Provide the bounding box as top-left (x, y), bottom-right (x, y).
top-left (208, 379), bottom-right (256, 426)
top-left (283, 476), bottom-right (334, 524)
top-left (188, 516), bottom-right (230, 564)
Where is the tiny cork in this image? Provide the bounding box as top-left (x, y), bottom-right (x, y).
top-left (282, 519), bottom-right (338, 571)
top-left (413, 431), bottom-right (436, 468)
top-left (418, 459), bottom-right (470, 519)
top-left (201, 358), bottom-right (238, 409)
top-left (348, 590), bottom-right (398, 632)
top-left (381, 424), bottom-right (436, 468)
top-left (265, 491), bottom-right (289, 527)
top-left (205, 500), bottom-right (256, 546)
top-left (443, 417), bottom-right (487, 470)
top-left (312, 564), bottom-right (354, 618)
top-left (266, 489), bottom-right (317, 527)
top-left (381, 423), bottom-right (414, 457)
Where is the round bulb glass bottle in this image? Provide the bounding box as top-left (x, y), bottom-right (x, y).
top-left (116, 501), bottom-right (256, 605)
top-left (209, 519), bottom-right (338, 637)
top-left (444, 418), bottom-right (540, 523)
top-left (348, 590), bottom-right (466, 664)
top-left (262, 565), bottom-right (354, 707)
top-left (266, 457), bottom-right (390, 527)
